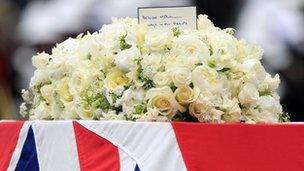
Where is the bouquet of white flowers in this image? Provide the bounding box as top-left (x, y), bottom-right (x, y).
top-left (20, 15), bottom-right (289, 123)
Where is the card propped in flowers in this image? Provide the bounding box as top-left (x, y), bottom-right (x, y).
top-left (138, 6), bottom-right (197, 30)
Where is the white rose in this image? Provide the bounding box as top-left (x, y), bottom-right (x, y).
top-left (153, 72), bottom-right (171, 87)
top-left (32, 52), bottom-right (51, 69)
top-left (197, 14), bottom-right (214, 30)
top-left (172, 34), bottom-right (209, 58)
top-left (40, 84), bottom-right (54, 103)
top-left (259, 73), bottom-right (280, 91)
top-left (115, 46), bottom-right (140, 72)
top-left (242, 59), bottom-right (266, 84)
top-left (76, 102), bottom-right (94, 120)
top-left (145, 29), bottom-right (173, 51)
top-left (141, 53), bottom-right (162, 68)
top-left (100, 110), bottom-right (126, 120)
top-left (29, 69), bottom-right (50, 88)
top-left (31, 102), bottom-right (51, 119)
top-left (221, 98), bottom-right (241, 123)
top-left (62, 101), bottom-right (79, 119)
top-left (258, 96), bottom-right (282, 114)
top-left (137, 108), bottom-right (169, 122)
top-left (238, 83), bottom-right (259, 105)
top-left (191, 65), bottom-right (220, 91)
top-left (170, 67), bottom-right (192, 87)
top-left (69, 71), bottom-right (91, 95)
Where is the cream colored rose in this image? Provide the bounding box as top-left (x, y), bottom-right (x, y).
top-left (145, 29), bottom-right (173, 51)
top-left (153, 72), bottom-right (171, 87)
top-left (146, 86), bottom-right (185, 116)
top-left (175, 86), bottom-right (200, 105)
top-left (135, 24), bottom-right (148, 47)
top-left (238, 83), bottom-right (259, 105)
top-left (170, 67), bottom-right (192, 87)
top-left (56, 77), bottom-right (73, 102)
top-left (189, 100), bottom-right (211, 122)
top-left (104, 67), bottom-right (129, 90)
top-left (40, 84), bottom-right (54, 103)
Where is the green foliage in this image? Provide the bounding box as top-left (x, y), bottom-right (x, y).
top-left (84, 92), bottom-right (111, 111)
top-left (278, 112), bottom-right (290, 122)
top-left (133, 104), bottom-right (146, 115)
top-left (259, 89), bottom-right (272, 96)
top-left (119, 34), bottom-right (132, 50)
top-left (172, 27), bottom-right (181, 37)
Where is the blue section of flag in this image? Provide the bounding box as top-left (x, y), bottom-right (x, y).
top-left (134, 164), bottom-right (140, 171)
top-left (15, 126), bottom-right (39, 171)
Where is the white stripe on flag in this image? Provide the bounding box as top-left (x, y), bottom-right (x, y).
top-left (7, 121), bottom-right (32, 171)
top-left (32, 121), bottom-right (80, 171)
top-left (78, 121), bottom-right (187, 171)
top-left (119, 148), bottom-right (137, 171)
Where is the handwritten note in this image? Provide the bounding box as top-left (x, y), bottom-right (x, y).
top-left (138, 6), bottom-right (197, 30)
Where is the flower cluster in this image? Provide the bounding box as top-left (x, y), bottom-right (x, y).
top-left (20, 15), bottom-right (288, 123)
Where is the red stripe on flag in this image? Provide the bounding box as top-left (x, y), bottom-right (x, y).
top-left (0, 121), bottom-right (24, 170)
top-left (73, 121), bottom-right (120, 171)
top-left (172, 122), bottom-right (304, 171)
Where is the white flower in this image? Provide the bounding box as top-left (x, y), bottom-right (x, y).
top-left (145, 29), bottom-right (173, 51)
top-left (32, 52), bottom-right (50, 69)
top-left (238, 83), bottom-right (259, 105)
top-left (242, 59), bottom-right (266, 84)
top-left (31, 102), bottom-right (51, 119)
top-left (170, 67), bottom-right (192, 87)
top-left (21, 16), bottom-right (284, 123)
top-left (191, 65), bottom-right (220, 91)
top-left (172, 34), bottom-right (209, 59)
top-left (104, 67), bottom-right (129, 90)
top-left (116, 88), bottom-right (145, 114)
top-left (153, 72), bottom-right (171, 87)
top-left (146, 86), bottom-right (185, 116)
top-left (175, 86), bottom-right (200, 105)
top-left (29, 69), bottom-right (50, 88)
top-left (100, 110), bottom-right (126, 120)
top-left (115, 46), bottom-right (140, 72)
top-left (21, 89), bottom-right (32, 103)
top-left (141, 53), bottom-right (162, 68)
top-left (40, 84), bottom-right (54, 103)
top-left (197, 15), bottom-right (214, 30)
top-left (259, 73), bottom-right (280, 91)
top-left (258, 96), bottom-right (282, 115)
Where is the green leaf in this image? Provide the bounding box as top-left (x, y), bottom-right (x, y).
top-left (119, 34), bottom-right (132, 50)
top-left (259, 89), bottom-right (271, 96)
top-left (278, 112), bottom-right (290, 122)
top-left (172, 27), bottom-right (181, 37)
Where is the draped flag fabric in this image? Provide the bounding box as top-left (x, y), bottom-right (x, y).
top-left (1, 121), bottom-right (304, 171)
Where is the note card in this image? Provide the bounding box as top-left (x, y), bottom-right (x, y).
top-left (138, 6), bottom-right (197, 30)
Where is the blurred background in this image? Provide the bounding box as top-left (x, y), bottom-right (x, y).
top-left (0, 0), bottom-right (303, 121)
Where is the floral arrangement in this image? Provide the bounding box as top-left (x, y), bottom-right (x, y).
top-left (20, 15), bottom-right (289, 123)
